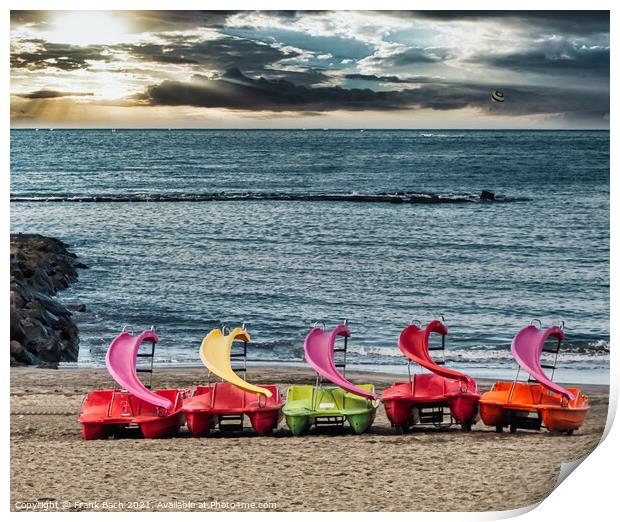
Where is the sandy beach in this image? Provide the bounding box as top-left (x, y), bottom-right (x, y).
top-left (10, 366), bottom-right (608, 512)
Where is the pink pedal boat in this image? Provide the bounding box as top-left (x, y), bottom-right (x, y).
top-left (382, 320), bottom-right (480, 432)
top-left (182, 326), bottom-right (284, 436)
top-left (79, 327), bottom-right (186, 440)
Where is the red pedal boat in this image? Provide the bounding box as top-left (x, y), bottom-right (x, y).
top-left (382, 320), bottom-right (480, 432)
top-left (79, 327), bottom-right (186, 440)
top-left (182, 326), bottom-right (283, 436)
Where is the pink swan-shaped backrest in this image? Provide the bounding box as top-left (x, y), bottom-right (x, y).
top-left (511, 324), bottom-right (573, 401)
top-left (304, 324), bottom-right (377, 400)
top-left (105, 330), bottom-right (173, 410)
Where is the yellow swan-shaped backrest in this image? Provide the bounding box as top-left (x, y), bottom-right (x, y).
top-left (199, 327), bottom-right (272, 397)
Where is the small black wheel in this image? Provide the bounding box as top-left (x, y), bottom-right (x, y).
top-left (461, 422), bottom-right (472, 432)
top-left (566, 429), bottom-right (574, 436)
top-left (510, 425), bottom-right (518, 433)
top-left (396, 425), bottom-right (406, 435)
top-left (495, 426), bottom-right (503, 433)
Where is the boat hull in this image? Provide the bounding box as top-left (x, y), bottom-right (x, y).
top-left (539, 405), bottom-right (590, 433)
top-left (79, 389), bottom-right (186, 440)
top-left (479, 381), bottom-right (589, 433)
top-left (182, 383), bottom-right (283, 436)
top-left (283, 384), bottom-right (378, 435)
top-left (382, 375), bottom-right (480, 431)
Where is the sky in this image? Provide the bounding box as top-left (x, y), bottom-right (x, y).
top-left (10, 10), bottom-right (610, 129)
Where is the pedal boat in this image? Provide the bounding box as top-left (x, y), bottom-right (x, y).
top-left (382, 320), bottom-right (480, 432)
top-left (79, 328), bottom-right (186, 440)
top-left (479, 322), bottom-right (589, 434)
top-left (182, 326), bottom-right (283, 436)
top-left (283, 322), bottom-right (379, 435)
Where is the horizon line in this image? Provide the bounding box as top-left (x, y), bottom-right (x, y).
top-left (10, 127), bottom-right (611, 131)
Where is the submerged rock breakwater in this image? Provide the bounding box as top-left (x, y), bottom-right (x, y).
top-left (10, 190), bottom-right (524, 204)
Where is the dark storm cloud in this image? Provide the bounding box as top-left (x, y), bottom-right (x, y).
top-left (481, 44), bottom-right (609, 76)
top-left (116, 35), bottom-right (332, 86)
top-left (404, 11), bottom-right (610, 36)
top-left (136, 67), bottom-right (608, 120)
top-left (345, 73), bottom-right (435, 84)
top-left (119, 36), bottom-right (330, 85)
top-left (138, 67), bottom-right (405, 111)
top-left (127, 10), bottom-right (236, 32)
top-left (10, 10), bottom-right (51, 29)
top-left (11, 35), bottom-right (298, 76)
top-left (116, 37), bottom-right (297, 73)
top-left (114, 42), bottom-right (199, 65)
top-left (15, 89), bottom-right (94, 99)
top-left (261, 68), bottom-right (331, 86)
top-left (10, 40), bottom-right (111, 70)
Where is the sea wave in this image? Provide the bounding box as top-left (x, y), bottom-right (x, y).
top-left (73, 338), bottom-right (609, 370)
top-left (345, 340), bottom-right (610, 365)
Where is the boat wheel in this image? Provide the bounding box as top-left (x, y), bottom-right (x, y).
top-left (566, 429), bottom-right (574, 436)
top-left (509, 425), bottom-right (518, 433)
top-left (495, 426), bottom-right (503, 433)
top-left (461, 422), bottom-right (472, 432)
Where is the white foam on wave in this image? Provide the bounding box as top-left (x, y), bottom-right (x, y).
top-left (346, 344), bottom-right (610, 365)
top-left (347, 346), bottom-right (401, 357)
top-left (589, 339), bottom-right (610, 351)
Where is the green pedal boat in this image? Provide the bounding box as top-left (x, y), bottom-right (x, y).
top-left (283, 322), bottom-right (379, 435)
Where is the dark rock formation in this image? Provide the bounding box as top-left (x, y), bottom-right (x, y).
top-left (11, 191), bottom-right (527, 204)
top-left (66, 303), bottom-right (87, 312)
top-left (10, 234), bottom-right (88, 367)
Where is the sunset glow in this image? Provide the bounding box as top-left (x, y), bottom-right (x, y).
top-left (10, 10), bottom-right (610, 128)
top-left (45, 11), bottom-right (131, 46)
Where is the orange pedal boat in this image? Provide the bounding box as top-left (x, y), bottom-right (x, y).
top-left (480, 321), bottom-right (589, 434)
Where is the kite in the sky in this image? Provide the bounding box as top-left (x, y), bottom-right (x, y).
top-left (491, 90), bottom-right (505, 102)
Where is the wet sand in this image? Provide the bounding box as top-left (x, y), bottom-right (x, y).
top-left (10, 366), bottom-right (608, 512)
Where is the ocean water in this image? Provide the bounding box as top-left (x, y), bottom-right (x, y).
top-left (10, 129), bottom-right (610, 384)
